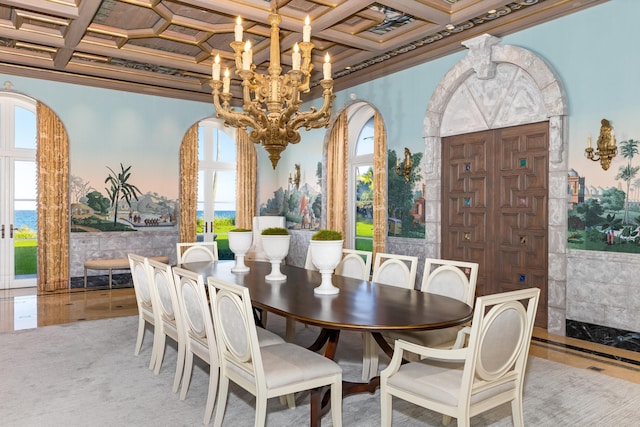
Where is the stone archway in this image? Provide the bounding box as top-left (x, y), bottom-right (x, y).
top-left (423, 34), bottom-right (568, 335)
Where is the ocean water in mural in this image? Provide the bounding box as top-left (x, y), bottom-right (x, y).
top-left (70, 171), bottom-right (177, 232)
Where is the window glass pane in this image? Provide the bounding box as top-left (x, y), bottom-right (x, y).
top-left (355, 165), bottom-right (373, 251)
top-left (14, 106), bottom-right (36, 149)
top-left (197, 170), bottom-right (205, 205)
top-left (214, 129), bottom-right (236, 163)
top-left (355, 117), bottom-right (374, 155)
top-left (14, 161), bottom-right (36, 200)
top-left (212, 170), bottom-right (236, 208)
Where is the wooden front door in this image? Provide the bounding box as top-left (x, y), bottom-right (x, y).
top-left (441, 121), bottom-right (548, 327)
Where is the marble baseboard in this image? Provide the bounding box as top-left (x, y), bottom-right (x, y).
top-left (566, 319), bottom-right (640, 353)
top-left (69, 274), bottom-right (133, 289)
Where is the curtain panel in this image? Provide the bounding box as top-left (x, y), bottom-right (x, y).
top-left (373, 112), bottom-right (387, 258)
top-left (36, 102), bottom-right (70, 292)
top-left (326, 111), bottom-right (348, 235)
top-left (179, 123), bottom-right (198, 243)
top-left (235, 130), bottom-right (257, 229)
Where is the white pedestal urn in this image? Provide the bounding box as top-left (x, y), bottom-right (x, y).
top-left (310, 236), bottom-right (344, 295)
top-left (228, 230), bottom-right (253, 273)
top-left (261, 232), bottom-right (290, 281)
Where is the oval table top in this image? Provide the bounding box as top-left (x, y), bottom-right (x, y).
top-left (181, 260), bottom-right (473, 333)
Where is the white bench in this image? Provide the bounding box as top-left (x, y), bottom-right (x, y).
top-left (83, 256), bottom-right (170, 289)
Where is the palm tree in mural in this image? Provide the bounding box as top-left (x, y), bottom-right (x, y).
top-left (615, 139), bottom-right (640, 225)
top-left (105, 163), bottom-right (142, 225)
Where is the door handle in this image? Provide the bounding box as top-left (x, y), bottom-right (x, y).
top-left (1, 224), bottom-right (4, 238)
top-left (204, 222), bottom-right (208, 233)
top-left (10, 224), bottom-right (13, 238)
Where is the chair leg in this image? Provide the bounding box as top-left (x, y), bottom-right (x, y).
top-left (380, 384), bottom-right (392, 427)
top-left (213, 376), bottom-right (229, 427)
top-left (172, 341), bottom-right (186, 393)
top-left (204, 364), bottom-right (218, 425)
top-left (330, 379), bottom-right (343, 427)
top-left (279, 393), bottom-right (296, 409)
top-left (255, 395), bottom-right (268, 427)
top-left (285, 318), bottom-right (296, 342)
top-left (153, 333), bottom-right (167, 374)
top-left (180, 351), bottom-right (194, 400)
top-left (134, 316), bottom-right (145, 356)
top-left (511, 397), bottom-right (524, 427)
top-left (362, 332), bottom-right (379, 381)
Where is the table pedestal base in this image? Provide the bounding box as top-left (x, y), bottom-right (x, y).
top-left (307, 329), bottom-right (390, 427)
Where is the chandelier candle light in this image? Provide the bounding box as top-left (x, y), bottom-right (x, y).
top-left (211, 10), bottom-right (335, 169)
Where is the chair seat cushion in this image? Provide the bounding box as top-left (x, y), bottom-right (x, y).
top-left (387, 359), bottom-right (515, 407)
top-left (257, 327), bottom-right (285, 347)
top-left (386, 326), bottom-right (459, 349)
top-left (258, 343), bottom-right (341, 389)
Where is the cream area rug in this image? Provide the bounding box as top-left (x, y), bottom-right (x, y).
top-left (1, 314), bottom-right (639, 427)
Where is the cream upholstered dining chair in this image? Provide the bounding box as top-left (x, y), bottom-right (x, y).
top-left (128, 254), bottom-right (157, 370)
top-left (335, 249), bottom-right (372, 280)
top-left (172, 267), bottom-right (288, 424)
top-left (384, 258), bottom-right (479, 351)
top-left (305, 247), bottom-right (372, 279)
top-left (380, 288), bottom-right (540, 427)
top-left (176, 241), bottom-right (218, 264)
top-left (171, 266), bottom-right (219, 424)
top-left (362, 252), bottom-right (419, 381)
top-left (371, 253), bottom-right (418, 289)
top-left (245, 216), bottom-right (286, 262)
top-left (207, 277), bottom-right (343, 427)
top-left (148, 258), bottom-right (185, 393)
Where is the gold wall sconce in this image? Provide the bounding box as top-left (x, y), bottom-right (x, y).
top-left (395, 147), bottom-right (412, 183)
top-left (585, 118), bottom-right (617, 170)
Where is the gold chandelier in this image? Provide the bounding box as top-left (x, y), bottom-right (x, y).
top-left (211, 10), bottom-right (335, 169)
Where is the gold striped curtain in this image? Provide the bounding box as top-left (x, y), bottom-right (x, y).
top-left (373, 111), bottom-right (387, 257)
top-left (36, 102), bottom-right (70, 292)
top-left (179, 123), bottom-right (198, 243)
top-left (326, 111), bottom-right (348, 234)
top-left (235, 130), bottom-right (256, 229)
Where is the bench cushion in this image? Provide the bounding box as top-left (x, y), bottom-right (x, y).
top-left (85, 256), bottom-right (170, 270)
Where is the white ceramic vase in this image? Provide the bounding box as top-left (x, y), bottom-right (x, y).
top-left (309, 239), bottom-right (344, 295)
top-left (228, 231), bottom-right (253, 273)
top-left (261, 234), bottom-right (290, 281)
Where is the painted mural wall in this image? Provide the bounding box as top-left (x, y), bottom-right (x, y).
top-left (1, 1), bottom-right (635, 252)
top-left (257, 0), bottom-right (640, 255)
top-left (0, 76), bottom-right (212, 234)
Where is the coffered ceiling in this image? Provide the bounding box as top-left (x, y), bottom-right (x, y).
top-left (0, 0), bottom-right (606, 103)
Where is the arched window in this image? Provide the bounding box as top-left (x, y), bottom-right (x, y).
top-left (0, 93), bottom-right (37, 289)
top-left (347, 104), bottom-right (375, 251)
top-left (327, 102), bottom-right (385, 258)
top-left (197, 118), bottom-right (236, 259)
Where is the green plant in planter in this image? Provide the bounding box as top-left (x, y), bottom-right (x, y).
top-left (312, 229), bottom-right (343, 240)
top-left (229, 228), bottom-right (252, 232)
top-left (261, 227), bottom-right (289, 235)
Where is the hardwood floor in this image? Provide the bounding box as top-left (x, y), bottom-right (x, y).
top-left (2, 286), bottom-right (639, 384)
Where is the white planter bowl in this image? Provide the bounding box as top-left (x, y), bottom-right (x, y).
top-left (261, 234), bottom-right (290, 281)
top-left (228, 231), bottom-right (253, 273)
top-left (309, 239), bottom-right (343, 295)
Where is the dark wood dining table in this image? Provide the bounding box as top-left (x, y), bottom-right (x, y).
top-left (182, 259), bottom-right (473, 426)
